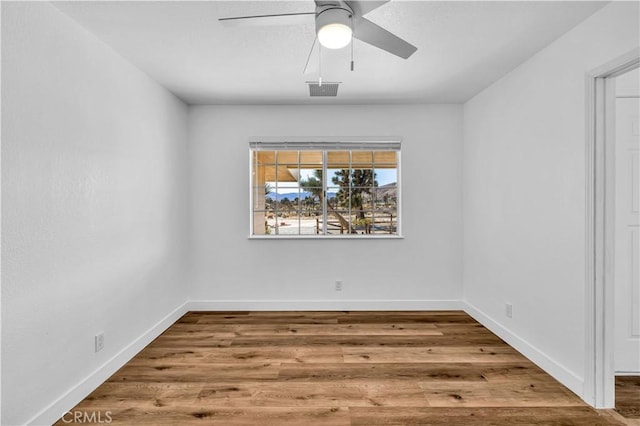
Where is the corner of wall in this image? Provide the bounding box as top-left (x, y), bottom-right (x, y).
top-left (462, 301), bottom-right (584, 399)
top-left (25, 302), bottom-right (189, 425)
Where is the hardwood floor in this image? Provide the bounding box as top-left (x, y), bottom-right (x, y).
top-left (56, 311), bottom-right (627, 425)
top-left (616, 376), bottom-right (640, 420)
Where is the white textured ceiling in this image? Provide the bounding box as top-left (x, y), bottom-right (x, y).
top-left (53, 1), bottom-right (607, 104)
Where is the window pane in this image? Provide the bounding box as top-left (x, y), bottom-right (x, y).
top-left (373, 150), bottom-right (397, 165)
top-left (253, 211), bottom-right (265, 235)
top-left (277, 196), bottom-right (297, 215)
top-left (299, 168), bottom-right (322, 201)
top-left (327, 168), bottom-right (348, 188)
top-left (360, 186), bottom-right (375, 206)
top-left (275, 166), bottom-right (298, 185)
top-left (325, 187), bottom-right (342, 209)
top-left (253, 163), bottom-right (271, 187)
top-left (307, 211), bottom-right (323, 234)
top-left (327, 210), bottom-right (350, 235)
top-left (301, 194), bottom-right (321, 212)
top-left (327, 151), bottom-right (350, 168)
top-left (258, 210), bottom-right (277, 236)
top-left (349, 186), bottom-right (373, 216)
top-left (253, 186), bottom-right (271, 210)
top-left (276, 211), bottom-right (299, 235)
top-left (255, 150), bottom-right (276, 164)
top-left (351, 151), bottom-right (373, 167)
top-left (264, 192), bottom-right (276, 210)
top-left (350, 169), bottom-right (376, 188)
top-left (300, 151), bottom-right (322, 166)
top-left (299, 219), bottom-right (317, 234)
top-left (352, 210), bottom-right (373, 235)
top-left (373, 207), bottom-right (397, 235)
top-left (373, 172), bottom-right (397, 209)
top-left (374, 167), bottom-right (397, 187)
top-left (276, 151), bottom-right (298, 167)
top-left (275, 183), bottom-right (299, 194)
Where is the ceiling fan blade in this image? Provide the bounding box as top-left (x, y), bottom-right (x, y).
top-left (353, 17), bottom-right (417, 59)
top-left (314, 1), bottom-right (342, 8)
top-left (345, 1), bottom-right (389, 17)
top-left (219, 12), bottom-right (315, 27)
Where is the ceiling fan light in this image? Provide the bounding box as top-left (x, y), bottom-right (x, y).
top-left (316, 7), bottom-right (353, 49)
top-left (318, 23), bottom-right (352, 49)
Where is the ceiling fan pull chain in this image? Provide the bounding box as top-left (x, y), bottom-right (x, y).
top-left (350, 50), bottom-right (354, 71)
top-left (319, 43), bottom-right (322, 87)
top-left (350, 14), bottom-right (354, 71)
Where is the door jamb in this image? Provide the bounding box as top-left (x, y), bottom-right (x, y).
top-left (585, 47), bottom-right (639, 408)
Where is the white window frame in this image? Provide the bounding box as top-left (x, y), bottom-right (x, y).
top-left (249, 138), bottom-right (402, 239)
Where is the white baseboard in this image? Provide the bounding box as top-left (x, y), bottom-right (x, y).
top-left (615, 371), bottom-right (640, 376)
top-left (463, 301), bottom-right (584, 399)
top-left (27, 301), bottom-right (189, 426)
top-left (186, 299), bottom-right (465, 312)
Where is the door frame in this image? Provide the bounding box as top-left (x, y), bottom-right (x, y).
top-left (585, 47), bottom-right (639, 408)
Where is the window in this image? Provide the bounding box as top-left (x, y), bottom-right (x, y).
top-left (250, 141), bottom-right (401, 237)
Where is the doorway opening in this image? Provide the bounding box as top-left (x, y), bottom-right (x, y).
top-left (585, 47), bottom-right (639, 410)
top-left (611, 68), bottom-right (640, 418)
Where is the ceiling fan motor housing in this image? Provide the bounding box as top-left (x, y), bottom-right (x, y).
top-left (316, 6), bottom-right (353, 49)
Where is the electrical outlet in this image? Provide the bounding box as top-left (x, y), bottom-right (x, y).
top-left (335, 280), bottom-right (343, 291)
top-left (505, 303), bottom-right (513, 318)
top-left (95, 332), bottom-right (104, 352)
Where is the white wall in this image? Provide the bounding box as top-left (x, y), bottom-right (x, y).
top-left (1, 3), bottom-right (189, 425)
top-left (189, 105), bottom-right (463, 309)
top-left (463, 1), bottom-right (639, 399)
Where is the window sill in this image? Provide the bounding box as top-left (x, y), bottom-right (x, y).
top-left (248, 235), bottom-right (404, 240)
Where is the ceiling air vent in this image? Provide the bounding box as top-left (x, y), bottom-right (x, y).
top-left (307, 81), bottom-right (340, 97)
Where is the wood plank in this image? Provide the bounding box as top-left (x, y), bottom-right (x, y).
top-left (189, 312), bottom-right (341, 324)
top-left (230, 334), bottom-right (504, 347)
top-left (277, 362), bottom-right (489, 382)
top-left (165, 322), bottom-right (442, 336)
top-left (336, 313), bottom-right (479, 324)
top-left (176, 312), bottom-right (250, 324)
top-left (343, 346), bottom-right (524, 363)
top-left (108, 363), bottom-right (281, 382)
top-left (56, 407), bottom-right (350, 426)
top-left (148, 336), bottom-right (234, 347)
top-left (615, 376), bottom-right (640, 419)
top-left (433, 323), bottom-right (502, 335)
top-left (477, 362), bottom-right (549, 382)
top-left (207, 380), bottom-right (426, 407)
top-left (419, 379), bottom-right (582, 407)
top-left (284, 323), bottom-right (442, 336)
top-left (74, 381), bottom-right (427, 409)
top-left (349, 407), bottom-right (626, 425)
top-left (130, 346), bottom-right (344, 364)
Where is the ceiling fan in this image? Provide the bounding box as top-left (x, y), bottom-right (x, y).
top-left (219, 1), bottom-right (417, 60)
